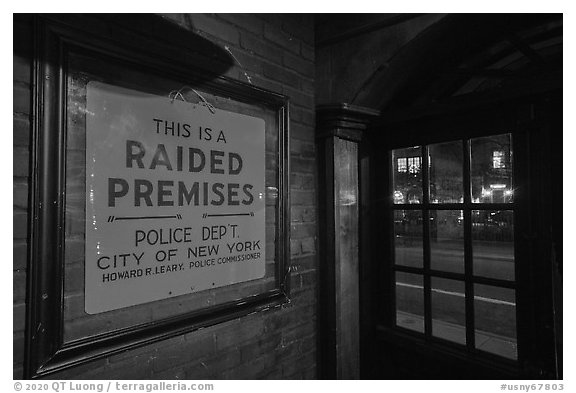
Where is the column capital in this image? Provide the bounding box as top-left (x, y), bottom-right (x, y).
top-left (316, 103), bottom-right (380, 142)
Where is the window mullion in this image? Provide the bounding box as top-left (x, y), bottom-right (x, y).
top-left (463, 139), bottom-right (475, 350)
top-left (422, 146), bottom-right (431, 338)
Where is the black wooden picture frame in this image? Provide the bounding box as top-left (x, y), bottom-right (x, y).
top-left (25, 15), bottom-right (290, 379)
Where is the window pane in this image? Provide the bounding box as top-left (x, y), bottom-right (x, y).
top-left (430, 210), bottom-right (464, 274)
top-left (393, 146), bottom-right (422, 204)
top-left (429, 141), bottom-right (463, 203)
top-left (472, 210), bottom-right (514, 280)
top-left (432, 278), bottom-right (466, 345)
top-left (471, 134), bottom-right (513, 203)
top-left (396, 272), bottom-right (424, 332)
top-left (475, 284), bottom-right (517, 360)
top-left (394, 210), bottom-right (423, 268)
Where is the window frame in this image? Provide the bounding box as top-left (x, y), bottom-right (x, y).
top-left (26, 15), bottom-right (291, 378)
top-left (389, 136), bottom-right (518, 361)
top-left (364, 104), bottom-right (546, 377)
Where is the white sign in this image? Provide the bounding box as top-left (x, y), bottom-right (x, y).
top-left (85, 82), bottom-right (266, 314)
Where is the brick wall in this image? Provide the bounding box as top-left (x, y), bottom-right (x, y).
top-left (13, 14), bottom-right (318, 379)
top-left (13, 14), bottom-right (33, 380)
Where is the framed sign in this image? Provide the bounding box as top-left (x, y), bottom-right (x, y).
top-left (84, 82), bottom-right (267, 314)
top-left (26, 15), bottom-right (290, 378)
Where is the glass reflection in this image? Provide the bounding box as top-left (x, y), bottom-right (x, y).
top-left (394, 210), bottom-right (423, 268)
top-left (396, 272), bottom-right (424, 333)
top-left (429, 141), bottom-right (463, 204)
top-left (472, 210), bottom-right (514, 280)
top-left (471, 134), bottom-right (513, 203)
top-left (432, 278), bottom-right (466, 344)
top-left (430, 210), bottom-right (464, 274)
top-left (393, 146), bottom-right (422, 204)
top-left (475, 284), bottom-right (517, 360)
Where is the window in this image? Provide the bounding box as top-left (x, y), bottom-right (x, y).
top-left (397, 157), bottom-right (407, 173)
top-left (392, 133), bottom-right (517, 360)
top-left (493, 150), bottom-right (505, 169)
top-left (408, 156), bottom-right (422, 173)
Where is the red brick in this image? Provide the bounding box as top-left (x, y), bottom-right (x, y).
top-left (263, 368), bottom-right (282, 379)
top-left (291, 139), bottom-right (316, 158)
top-left (291, 123), bottom-right (314, 142)
top-left (13, 181), bottom-right (28, 210)
top-left (291, 156), bottom-right (315, 174)
top-left (65, 207), bottom-right (85, 237)
top-left (300, 77), bottom-right (315, 95)
top-left (301, 42), bottom-right (314, 61)
top-left (284, 52), bottom-right (314, 77)
top-left (291, 106), bottom-right (315, 126)
top-left (153, 335), bottom-right (215, 373)
top-left (64, 314), bottom-right (130, 342)
top-left (264, 24), bottom-right (300, 54)
top-left (184, 362), bottom-right (218, 379)
top-left (240, 332), bottom-right (282, 362)
top-left (240, 32), bottom-right (283, 64)
top-left (64, 237), bottom-right (84, 265)
top-left (290, 239), bottom-right (301, 256)
top-left (301, 237), bottom-right (316, 254)
top-left (13, 303), bottom-right (26, 332)
top-left (291, 206), bottom-right (317, 223)
top-left (294, 269), bottom-right (316, 290)
top-left (13, 147), bottom-right (29, 178)
top-left (291, 173), bottom-right (316, 190)
top-left (222, 46), bottom-right (263, 75)
top-left (190, 348), bottom-right (242, 376)
top-left (13, 115), bottom-right (30, 147)
top-left (214, 316), bottom-right (265, 351)
top-left (14, 240), bottom-right (27, 270)
top-left (263, 62), bottom-right (300, 88)
top-left (249, 75), bottom-right (283, 93)
top-left (104, 360), bottom-right (153, 379)
top-left (151, 366), bottom-right (186, 380)
top-left (10, 14), bottom-right (318, 381)
top-left (65, 263), bottom-right (84, 293)
top-left (282, 18), bottom-right (314, 44)
top-left (291, 223), bottom-right (316, 239)
top-left (303, 364), bottom-right (317, 379)
top-left (13, 332), bottom-right (25, 364)
top-left (265, 303), bottom-right (315, 332)
top-left (13, 365), bottom-right (24, 380)
top-left (217, 14), bottom-right (263, 35)
top-left (13, 83), bottom-right (30, 115)
top-left (221, 351), bottom-right (275, 379)
top-left (283, 85), bottom-right (314, 109)
top-left (291, 190), bottom-right (316, 206)
top-left (13, 54), bottom-right (31, 84)
top-left (289, 255), bottom-right (317, 272)
top-left (13, 210), bottom-right (27, 240)
top-left (189, 14), bottom-right (240, 45)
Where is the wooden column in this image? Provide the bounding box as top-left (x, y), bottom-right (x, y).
top-left (316, 104), bottom-right (379, 379)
